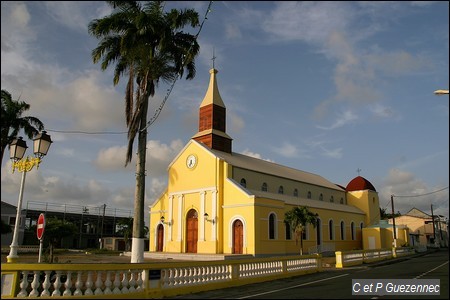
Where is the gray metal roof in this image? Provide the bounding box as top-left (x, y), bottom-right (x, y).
top-left (209, 148), bottom-right (344, 191)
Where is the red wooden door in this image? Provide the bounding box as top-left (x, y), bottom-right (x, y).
top-left (233, 220), bottom-right (243, 254)
top-left (157, 224), bottom-right (164, 252)
top-left (186, 209), bottom-right (198, 253)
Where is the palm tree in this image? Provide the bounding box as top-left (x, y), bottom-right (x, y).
top-left (284, 206), bottom-right (319, 255)
top-left (1, 89), bottom-right (44, 164)
top-left (88, 1), bottom-right (200, 262)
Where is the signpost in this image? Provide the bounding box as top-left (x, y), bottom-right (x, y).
top-left (37, 213), bottom-right (45, 263)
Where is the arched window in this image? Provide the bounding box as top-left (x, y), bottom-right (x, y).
top-left (351, 222), bottom-right (355, 240)
top-left (319, 193), bottom-right (323, 201)
top-left (316, 219), bottom-right (322, 245)
top-left (340, 197), bottom-right (344, 204)
top-left (293, 188), bottom-right (298, 197)
top-left (307, 191), bottom-right (312, 199)
top-left (285, 222), bottom-right (291, 240)
top-left (340, 221), bottom-right (345, 240)
top-left (262, 182), bottom-right (268, 192)
top-left (329, 220), bottom-right (334, 240)
top-left (360, 222), bottom-right (364, 230)
top-left (330, 196), bottom-right (334, 203)
top-left (278, 186), bottom-right (284, 194)
top-left (269, 213), bottom-right (276, 240)
top-left (240, 178), bottom-right (246, 188)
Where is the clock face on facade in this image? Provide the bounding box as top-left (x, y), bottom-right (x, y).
top-left (186, 154), bottom-right (197, 169)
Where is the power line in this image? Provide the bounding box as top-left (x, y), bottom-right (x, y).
top-left (45, 1), bottom-right (214, 137)
top-left (46, 129), bottom-right (126, 135)
top-left (141, 1), bottom-right (213, 133)
top-left (393, 186), bottom-right (449, 198)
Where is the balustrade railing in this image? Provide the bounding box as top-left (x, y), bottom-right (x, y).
top-left (2, 254), bottom-right (321, 298)
top-left (335, 247), bottom-right (415, 268)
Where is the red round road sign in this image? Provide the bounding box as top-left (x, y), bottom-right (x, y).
top-left (37, 213), bottom-right (45, 240)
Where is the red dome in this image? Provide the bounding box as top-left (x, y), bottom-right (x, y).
top-left (346, 176), bottom-right (376, 192)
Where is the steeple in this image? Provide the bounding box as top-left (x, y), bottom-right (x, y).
top-left (192, 68), bottom-right (232, 153)
top-left (199, 69), bottom-right (226, 108)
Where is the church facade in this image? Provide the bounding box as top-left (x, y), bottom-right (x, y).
top-left (148, 68), bottom-right (381, 256)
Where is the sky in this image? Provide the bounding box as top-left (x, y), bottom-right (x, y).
top-left (1, 1), bottom-right (449, 226)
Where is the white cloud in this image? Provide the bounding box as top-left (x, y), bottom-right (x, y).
top-left (271, 142), bottom-right (311, 159)
top-left (225, 23), bottom-right (243, 40)
top-left (379, 168), bottom-right (449, 217)
top-left (369, 103), bottom-right (397, 119)
top-left (320, 146), bottom-right (343, 159)
top-left (55, 147), bottom-right (75, 158)
top-left (43, 2), bottom-right (104, 31)
top-left (366, 49), bottom-right (432, 76)
top-left (274, 142), bottom-right (298, 158)
top-left (228, 113), bottom-right (245, 134)
top-left (316, 110), bottom-right (358, 130)
top-left (263, 2), bottom-right (353, 45)
top-left (240, 149), bottom-right (274, 163)
top-left (94, 139), bottom-right (184, 175)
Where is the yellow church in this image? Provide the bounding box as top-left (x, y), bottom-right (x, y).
top-left (149, 68), bottom-right (381, 256)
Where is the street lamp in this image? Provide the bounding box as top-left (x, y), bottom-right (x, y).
top-left (433, 89), bottom-right (449, 95)
top-left (204, 213), bottom-right (215, 224)
top-left (7, 131), bottom-right (52, 263)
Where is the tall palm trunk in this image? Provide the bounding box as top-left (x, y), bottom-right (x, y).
top-left (300, 233), bottom-right (304, 255)
top-left (131, 95), bottom-right (149, 263)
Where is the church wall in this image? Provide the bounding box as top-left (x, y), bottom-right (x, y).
top-left (149, 189), bottom-right (167, 252)
top-left (311, 207), bottom-right (364, 251)
top-left (346, 190), bottom-right (380, 226)
top-left (222, 205), bottom-right (255, 255)
top-left (221, 165), bottom-right (257, 255)
top-left (167, 144), bottom-right (217, 193)
top-left (253, 197), bottom-right (287, 255)
top-left (232, 167), bottom-right (346, 204)
top-left (246, 197), bottom-right (366, 256)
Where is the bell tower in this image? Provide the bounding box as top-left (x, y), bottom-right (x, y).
top-left (192, 68), bottom-right (232, 153)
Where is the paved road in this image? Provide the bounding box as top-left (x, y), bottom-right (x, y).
top-left (168, 249), bottom-right (449, 299)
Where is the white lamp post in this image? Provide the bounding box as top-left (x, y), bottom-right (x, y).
top-left (7, 131), bottom-right (52, 263)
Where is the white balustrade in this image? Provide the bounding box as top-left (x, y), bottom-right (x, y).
top-left (63, 272), bottom-right (73, 296)
top-left (8, 257), bottom-right (321, 297)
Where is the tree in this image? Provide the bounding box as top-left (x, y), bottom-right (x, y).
top-left (1, 219), bottom-right (12, 235)
top-left (284, 206), bottom-right (319, 255)
top-left (38, 217), bottom-right (78, 263)
top-left (116, 217), bottom-right (149, 251)
top-left (380, 207), bottom-right (401, 219)
top-left (1, 89), bottom-right (44, 163)
top-left (88, 1), bottom-right (200, 262)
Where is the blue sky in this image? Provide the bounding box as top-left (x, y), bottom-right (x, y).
top-left (1, 1), bottom-right (449, 224)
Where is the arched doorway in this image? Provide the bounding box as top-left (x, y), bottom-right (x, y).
top-left (156, 224), bottom-right (164, 252)
top-left (186, 209), bottom-right (198, 253)
top-left (232, 219), bottom-right (243, 254)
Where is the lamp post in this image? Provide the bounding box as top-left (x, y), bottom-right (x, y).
top-left (433, 89), bottom-right (449, 95)
top-left (7, 131), bottom-right (52, 263)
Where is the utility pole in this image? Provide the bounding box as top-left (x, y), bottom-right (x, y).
top-left (100, 204), bottom-right (106, 249)
top-left (431, 204), bottom-right (437, 246)
top-left (391, 195), bottom-right (397, 248)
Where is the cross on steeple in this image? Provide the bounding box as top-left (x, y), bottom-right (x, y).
top-left (211, 48), bottom-right (216, 69)
top-left (357, 168), bottom-right (362, 176)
